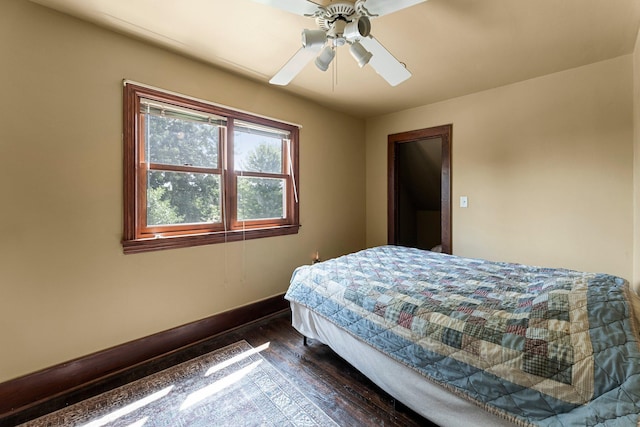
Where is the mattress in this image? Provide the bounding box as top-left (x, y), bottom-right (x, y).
top-left (291, 302), bottom-right (517, 426)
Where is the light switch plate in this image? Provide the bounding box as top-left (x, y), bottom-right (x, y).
top-left (460, 196), bottom-right (468, 208)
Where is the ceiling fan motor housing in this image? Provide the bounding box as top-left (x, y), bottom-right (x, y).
top-left (323, 3), bottom-right (356, 18)
top-left (316, 2), bottom-right (371, 43)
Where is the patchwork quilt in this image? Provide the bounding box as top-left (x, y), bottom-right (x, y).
top-left (285, 246), bottom-right (640, 426)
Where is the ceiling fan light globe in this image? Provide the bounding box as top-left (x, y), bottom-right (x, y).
top-left (344, 16), bottom-right (371, 41)
top-left (302, 29), bottom-right (327, 48)
top-left (315, 46), bottom-right (335, 71)
top-left (350, 41), bottom-right (373, 68)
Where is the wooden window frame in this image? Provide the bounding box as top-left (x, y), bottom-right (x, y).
top-left (122, 83), bottom-right (300, 254)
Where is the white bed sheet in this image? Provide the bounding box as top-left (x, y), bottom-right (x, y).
top-left (291, 302), bottom-right (518, 427)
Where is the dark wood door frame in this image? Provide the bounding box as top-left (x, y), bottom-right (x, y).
top-left (388, 124), bottom-right (452, 254)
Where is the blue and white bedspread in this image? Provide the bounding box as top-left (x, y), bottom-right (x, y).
top-left (285, 245), bottom-right (640, 426)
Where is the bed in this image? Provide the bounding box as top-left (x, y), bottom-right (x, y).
top-left (284, 245), bottom-right (640, 426)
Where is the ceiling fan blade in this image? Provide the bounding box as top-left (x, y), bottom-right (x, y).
top-left (361, 0), bottom-right (427, 17)
top-left (269, 42), bottom-right (324, 85)
top-left (251, 0), bottom-right (322, 16)
top-left (359, 35), bottom-right (411, 86)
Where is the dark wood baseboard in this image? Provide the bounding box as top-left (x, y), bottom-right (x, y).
top-left (0, 294), bottom-right (289, 419)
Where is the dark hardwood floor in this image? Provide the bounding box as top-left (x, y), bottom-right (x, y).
top-left (3, 310), bottom-right (435, 427)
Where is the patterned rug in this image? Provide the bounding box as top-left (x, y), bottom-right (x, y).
top-left (20, 341), bottom-right (338, 427)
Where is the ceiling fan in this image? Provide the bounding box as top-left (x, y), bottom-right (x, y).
top-left (252, 0), bottom-right (427, 86)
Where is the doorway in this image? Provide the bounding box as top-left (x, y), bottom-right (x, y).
top-left (388, 125), bottom-right (452, 254)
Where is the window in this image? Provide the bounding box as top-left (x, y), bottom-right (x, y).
top-left (123, 83), bottom-right (300, 253)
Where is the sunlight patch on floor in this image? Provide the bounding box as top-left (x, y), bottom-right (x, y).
top-left (180, 360), bottom-right (263, 411)
top-left (204, 341), bottom-right (270, 377)
top-left (80, 386), bottom-right (174, 427)
top-left (124, 416), bottom-right (149, 427)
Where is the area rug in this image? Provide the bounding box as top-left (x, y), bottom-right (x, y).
top-left (20, 340), bottom-right (338, 427)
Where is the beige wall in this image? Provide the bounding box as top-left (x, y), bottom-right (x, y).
top-left (367, 56), bottom-right (634, 286)
top-left (634, 30), bottom-right (640, 291)
top-left (0, 0), bottom-right (365, 382)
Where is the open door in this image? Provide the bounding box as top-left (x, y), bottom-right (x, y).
top-left (388, 125), bottom-right (452, 254)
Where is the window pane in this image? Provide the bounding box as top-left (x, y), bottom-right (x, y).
top-left (147, 170), bottom-right (221, 226)
top-left (237, 177), bottom-right (285, 221)
top-left (234, 126), bottom-right (284, 173)
top-left (146, 114), bottom-right (219, 168)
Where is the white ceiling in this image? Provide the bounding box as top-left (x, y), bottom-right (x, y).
top-left (29, 0), bottom-right (640, 118)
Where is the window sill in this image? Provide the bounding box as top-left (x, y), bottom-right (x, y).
top-left (122, 224), bottom-right (300, 254)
